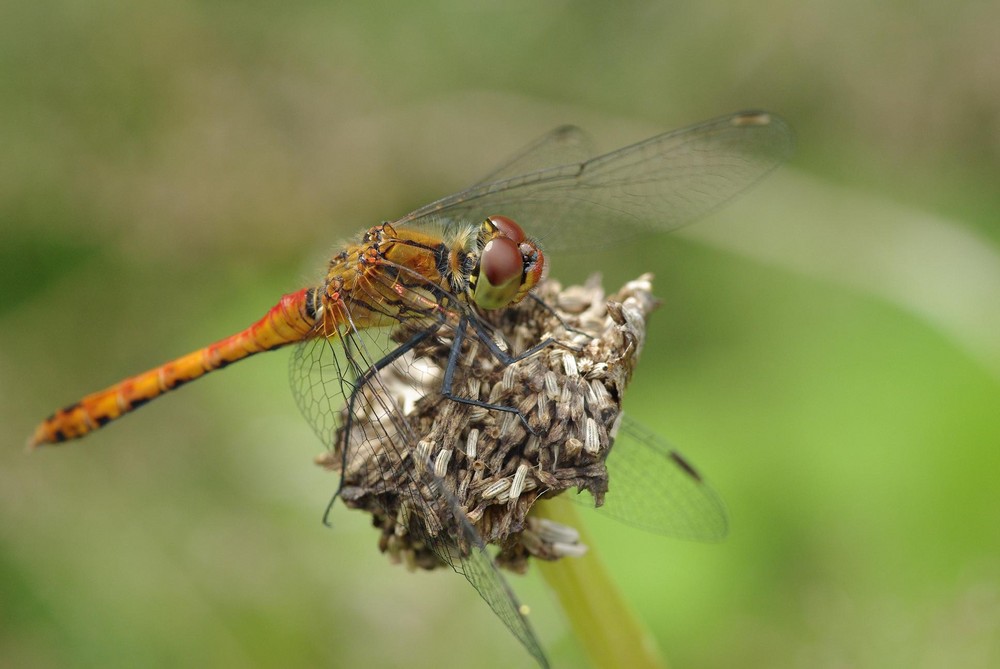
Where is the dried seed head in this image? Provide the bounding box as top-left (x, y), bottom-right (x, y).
top-left (319, 274), bottom-right (657, 572)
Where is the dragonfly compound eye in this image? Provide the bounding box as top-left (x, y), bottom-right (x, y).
top-left (486, 214), bottom-right (526, 244)
top-left (474, 237), bottom-right (523, 309)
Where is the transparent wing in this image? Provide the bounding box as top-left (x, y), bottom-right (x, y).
top-left (582, 415), bottom-right (729, 541)
top-left (394, 111), bottom-right (793, 252)
top-left (447, 516), bottom-right (549, 668)
top-left (472, 125), bottom-right (595, 185)
top-left (289, 277), bottom-right (549, 667)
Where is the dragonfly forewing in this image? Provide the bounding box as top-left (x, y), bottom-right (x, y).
top-left (396, 111), bottom-right (793, 253)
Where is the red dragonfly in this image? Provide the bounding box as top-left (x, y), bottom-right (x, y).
top-left (30, 111), bottom-right (793, 667)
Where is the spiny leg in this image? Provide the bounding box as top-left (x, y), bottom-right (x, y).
top-left (525, 292), bottom-right (591, 343)
top-left (437, 314), bottom-right (571, 433)
top-left (322, 322), bottom-right (442, 525)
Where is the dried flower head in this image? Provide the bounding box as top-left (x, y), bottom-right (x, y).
top-left (315, 274), bottom-right (657, 573)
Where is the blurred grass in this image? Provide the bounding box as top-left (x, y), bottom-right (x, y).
top-left (3, 2), bottom-right (999, 668)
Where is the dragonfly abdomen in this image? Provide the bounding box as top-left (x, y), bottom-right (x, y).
top-left (29, 288), bottom-right (319, 447)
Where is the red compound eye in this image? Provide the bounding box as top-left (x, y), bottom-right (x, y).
top-left (487, 215), bottom-right (526, 244)
top-left (480, 237), bottom-right (522, 288)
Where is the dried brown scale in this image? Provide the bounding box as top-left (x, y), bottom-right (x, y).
top-left (315, 273), bottom-right (657, 573)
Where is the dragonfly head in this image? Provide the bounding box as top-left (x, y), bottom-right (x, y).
top-left (470, 215), bottom-right (546, 310)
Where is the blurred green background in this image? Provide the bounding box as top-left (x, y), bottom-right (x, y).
top-left (3, 2), bottom-right (999, 668)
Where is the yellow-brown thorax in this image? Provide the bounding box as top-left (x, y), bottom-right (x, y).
top-left (316, 218), bottom-right (545, 337)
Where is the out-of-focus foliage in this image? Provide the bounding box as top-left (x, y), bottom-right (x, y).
top-left (2, 2), bottom-right (998, 668)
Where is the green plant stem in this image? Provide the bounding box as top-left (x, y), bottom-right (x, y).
top-left (533, 497), bottom-right (668, 669)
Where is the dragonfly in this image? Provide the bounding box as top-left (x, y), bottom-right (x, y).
top-left (30, 111), bottom-right (793, 667)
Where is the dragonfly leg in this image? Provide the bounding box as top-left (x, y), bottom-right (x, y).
top-left (439, 316), bottom-right (545, 433)
top-left (525, 292), bottom-right (591, 345)
top-left (465, 311), bottom-right (572, 367)
top-left (322, 322), bottom-right (443, 526)
top-left (325, 305), bottom-right (571, 526)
